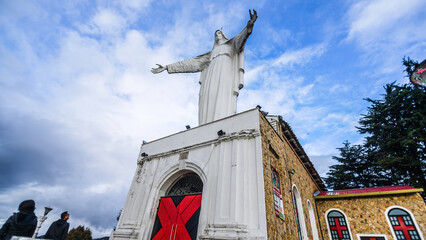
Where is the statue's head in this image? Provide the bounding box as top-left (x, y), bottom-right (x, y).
top-left (214, 30), bottom-right (228, 43)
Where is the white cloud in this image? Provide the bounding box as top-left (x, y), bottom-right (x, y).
top-left (117, 0), bottom-right (153, 10)
top-left (345, 0), bottom-right (426, 76)
top-left (85, 184), bottom-right (114, 195)
top-left (0, 1), bottom-right (204, 236)
top-left (244, 43), bottom-right (327, 89)
top-left (273, 44), bottom-right (326, 68)
top-left (347, 0), bottom-right (423, 42)
top-left (309, 155), bottom-right (335, 178)
top-left (79, 8), bottom-right (128, 35)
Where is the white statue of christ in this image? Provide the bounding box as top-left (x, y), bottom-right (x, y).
top-left (152, 10), bottom-right (257, 125)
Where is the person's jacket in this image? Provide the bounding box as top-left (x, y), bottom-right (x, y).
top-left (44, 219), bottom-right (69, 240)
top-left (0, 211), bottom-right (37, 240)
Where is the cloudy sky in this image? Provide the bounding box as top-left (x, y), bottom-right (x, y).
top-left (0, 0), bottom-right (425, 238)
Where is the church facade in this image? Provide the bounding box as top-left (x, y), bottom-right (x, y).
top-left (110, 108), bottom-right (425, 240)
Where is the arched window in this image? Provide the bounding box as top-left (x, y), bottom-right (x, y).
top-left (166, 173), bottom-right (203, 196)
top-left (292, 185), bottom-right (308, 240)
top-left (326, 210), bottom-right (351, 240)
top-left (307, 200), bottom-right (319, 240)
top-left (387, 208), bottom-right (421, 240)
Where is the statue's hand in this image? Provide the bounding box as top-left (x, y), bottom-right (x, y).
top-left (249, 9), bottom-right (257, 25)
top-left (151, 64), bottom-right (167, 74)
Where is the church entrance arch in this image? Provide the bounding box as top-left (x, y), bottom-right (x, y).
top-left (151, 172), bottom-right (203, 240)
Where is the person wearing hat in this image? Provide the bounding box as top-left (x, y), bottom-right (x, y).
top-left (0, 200), bottom-right (38, 240)
top-left (44, 211), bottom-right (69, 240)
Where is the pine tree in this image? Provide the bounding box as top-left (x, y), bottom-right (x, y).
top-left (325, 141), bottom-right (388, 189)
top-left (66, 225), bottom-right (92, 240)
top-left (326, 58), bottom-right (426, 192)
top-left (358, 82), bottom-right (426, 189)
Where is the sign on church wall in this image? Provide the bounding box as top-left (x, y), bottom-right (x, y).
top-left (271, 166), bottom-right (285, 220)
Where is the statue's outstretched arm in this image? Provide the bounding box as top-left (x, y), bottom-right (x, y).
top-left (152, 52), bottom-right (211, 74)
top-left (232, 9), bottom-right (258, 53)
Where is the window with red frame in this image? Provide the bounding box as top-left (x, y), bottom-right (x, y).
top-left (327, 210), bottom-right (351, 240)
top-left (388, 208), bottom-right (421, 240)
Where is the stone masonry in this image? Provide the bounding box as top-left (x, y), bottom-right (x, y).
top-left (259, 113), bottom-right (323, 240)
top-left (315, 192), bottom-right (426, 239)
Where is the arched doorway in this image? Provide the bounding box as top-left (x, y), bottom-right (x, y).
top-left (151, 173), bottom-right (203, 240)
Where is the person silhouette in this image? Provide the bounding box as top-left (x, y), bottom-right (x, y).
top-left (0, 200), bottom-right (37, 240)
top-left (44, 211), bottom-right (70, 240)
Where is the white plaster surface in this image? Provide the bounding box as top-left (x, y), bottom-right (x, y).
top-left (110, 109), bottom-right (268, 240)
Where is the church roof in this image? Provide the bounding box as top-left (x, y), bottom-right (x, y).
top-left (314, 186), bottom-right (424, 199)
top-left (274, 115), bottom-right (326, 190)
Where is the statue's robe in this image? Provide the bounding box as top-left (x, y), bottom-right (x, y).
top-left (166, 27), bottom-right (251, 125)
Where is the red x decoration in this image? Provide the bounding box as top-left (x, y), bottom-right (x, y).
top-left (394, 216), bottom-right (415, 240)
top-left (330, 218), bottom-right (348, 238)
top-left (152, 194), bottom-right (202, 240)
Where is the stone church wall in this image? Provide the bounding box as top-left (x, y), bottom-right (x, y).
top-left (315, 193), bottom-right (426, 239)
top-left (259, 113), bottom-right (322, 239)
